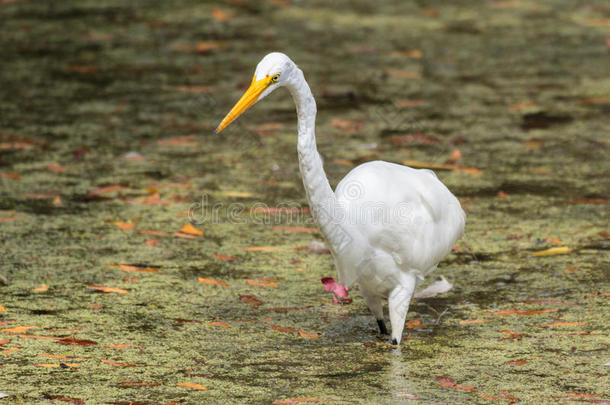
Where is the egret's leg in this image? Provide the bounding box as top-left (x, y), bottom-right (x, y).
top-left (360, 285), bottom-right (387, 335)
top-left (388, 273), bottom-right (416, 345)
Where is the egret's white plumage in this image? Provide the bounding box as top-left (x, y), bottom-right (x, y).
top-left (216, 52), bottom-right (465, 344)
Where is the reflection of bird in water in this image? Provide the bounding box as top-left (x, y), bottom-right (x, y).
top-left (216, 52), bottom-right (465, 344)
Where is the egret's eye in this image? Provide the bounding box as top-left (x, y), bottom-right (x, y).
top-left (271, 74), bottom-right (280, 82)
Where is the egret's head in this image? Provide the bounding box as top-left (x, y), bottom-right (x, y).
top-left (215, 52), bottom-right (295, 133)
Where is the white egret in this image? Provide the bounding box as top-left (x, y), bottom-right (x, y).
top-left (216, 52), bottom-right (465, 344)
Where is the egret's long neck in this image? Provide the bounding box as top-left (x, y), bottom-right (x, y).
top-left (288, 69), bottom-right (346, 254)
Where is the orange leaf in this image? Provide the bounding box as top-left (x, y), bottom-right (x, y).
top-left (243, 246), bottom-right (282, 252)
top-left (509, 101), bottom-right (537, 111)
top-left (35, 363), bottom-right (80, 368)
top-left (39, 354), bottom-right (88, 360)
top-left (490, 309), bottom-right (556, 316)
top-left (271, 226), bottom-right (319, 233)
top-left (210, 321), bottom-right (231, 328)
top-left (247, 280), bottom-right (278, 288)
top-left (538, 322), bottom-right (586, 327)
top-left (198, 277), bottom-right (230, 287)
top-left (145, 239), bottom-right (160, 246)
top-left (0, 339), bottom-right (10, 345)
top-left (219, 190), bottom-right (253, 198)
top-left (112, 221), bottom-right (135, 231)
top-left (406, 318), bottom-right (425, 329)
top-left (459, 319), bottom-right (493, 325)
top-left (47, 164), bottom-right (67, 173)
top-left (89, 185), bottom-right (125, 195)
top-left (385, 68), bottom-right (421, 79)
top-left (545, 237), bottom-right (562, 244)
top-left (298, 330), bottom-right (320, 339)
top-left (0, 304), bottom-right (5, 312)
top-left (269, 324), bottom-right (299, 334)
top-left (0, 172), bottom-right (21, 180)
top-left (402, 160), bottom-right (455, 171)
top-left (116, 264), bottom-right (160, 273)
top-left (212, 8), bottom-right (233, 22)
top-left (239, 295), bottom-right (263, 306)
top-left (446, 149), bottom-right (462, 164)
top-left (101, 358), bottom-right (136, 367)
top-left (497, 191), bottom-right (508, 199)
top-left (57, 337), bottom-right (97, 346)
top-left (507, 360), bottom-right (528, 366)
top-left (527, 139), bottom-right (545, 152)
top-left (176, 382), bottom-right (207, 390)
top-left (214, 253), bottom-right (237, 261)
top-left (105, 344), bottom-right (140, 349)
top-left (52, 195), bottom-right (62, 206)
top-left (532, 246), bottom-right (572, 256)
top-left (173, 232), bottom-right (197, 239)
top-left (178, 223), bottom-right (203, 236)
top-left (395, 99), bottom-right (426, 108)
top-left (33, 283), bottom-right (48, 292)
top-left (88, 285), bottom-right (128, 294)
top-left (2, 325), bottom-right (45, 334)
top-left (2, 347), bottom-right (21, 355)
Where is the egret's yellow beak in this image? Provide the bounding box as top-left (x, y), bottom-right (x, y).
top-left (215, 75), bottom-right (273, 134)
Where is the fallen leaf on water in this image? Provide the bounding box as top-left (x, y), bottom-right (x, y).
top-left (2, 347), bottom-right (20, 355)
top-left (33, 283), bottom-right (48, 292)
top-left (88, 285), bottom-right (128, 294)
top-left (115, 264), bottom-right (160, 273)
top-left (214, 253), bottom-right (237, 261)
top-left (105, 344), bottom-right (140, 349)
top-left (2, 325), bottom-right (46, 334)
top-left (460, 319), bottom-right (493, 325)
top-left (119, 382), bottom-right (161, 387)
top-left (0, 172), bottom-right (21, 180)
top-left (545, 237), bottom-right (562, 244)
top-left (112, 221), bottom-right (135, 231)
top-left (244, 246), bottom-right (282, 252)
top-left (44, 395), bottom-right (84, 404)
top-left (173, 232), bottom-right (197, 239)
top-left (497, 190), bottom-right (509, 198)
top-left (145, 239), bottom-right (160, 246)
top-left (330, 118), bottom-right (364, 133)
top-left (247, 280), bottom-right (278, 288)
top-left (500, 329), bottom-right (523, 340)
top-left (269, 324), bottom-right (299, 334)
top-left (406, 318), bottom-right (425, 329)
top-left (385, 68), bottom-right (421, 79)
top-left (490, 309), bottom-right (556, 316)
top-left (210, 321), bottom-right (231, 328)
top-left (435, 376), bottom-right (477, 392)
top-left (538, 322), bottom-right (586, 327)
top-left (532, 246), bottom-right (572, 256)
top-left (239, 295), bottom-right (263, 307)
top-left (0, 304), bottom-right (5, 313)
top-left (47, 164), bottom-right (67, 173)
top-left (0, 339), bottom-right (10, 345)
top-left (101, 359), bottom-right (136, 367)
top-left (272, 399), bottom-right (327, 404)
top-left (35, 363), bottom-right (80, 368)
top-left (478, 393), bottom-right (503, 401)
top-left (198, 277), bottom-right (230, 287)
top-left (271, 226), bottom-right (319, 233)
top-left (298, 330), bottom-right (320, 339)
top-left (395, 99), bottom-right (426, 108)
top-left (219, 190), bottom-right (253, 198)
top-left (156, 134), bottom-right (198, 147)
top-left (57, 337), bottom-right (97, 346)
top-left (507, 360), bottom-right (528, 366)
top-left (89, 185), bottom-right (125, 195)
top-left (178, 223), bottom-right (203, 236)
top-left (176, 382), bottom-right (207, 390)
top-left (212, 8), bottom-right (233, 22)
top-left (446, 149), bottom-right (461, 164)
top-left (566, 266), bottom-right (579, 272)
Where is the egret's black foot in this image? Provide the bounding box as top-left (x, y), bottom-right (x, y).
top-left (391, 338), bottom-right (398, 345)
top-left (377, 319), bottom-right (389, 335)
